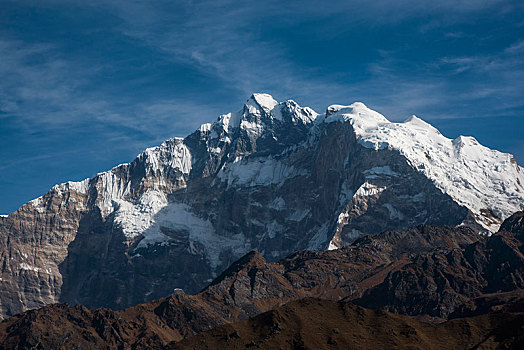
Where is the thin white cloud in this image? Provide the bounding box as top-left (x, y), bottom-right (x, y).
top-left (1, 0), bottom-right (523, 213)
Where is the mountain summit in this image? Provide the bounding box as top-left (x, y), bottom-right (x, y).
top-left (0, 94), bottom-right (522, 319)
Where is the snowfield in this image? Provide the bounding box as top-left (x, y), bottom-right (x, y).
top-left (326, 102), bottom-right (524, 230)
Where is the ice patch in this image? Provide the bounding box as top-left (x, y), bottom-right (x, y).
top-left (19, 263), bottom-right (40, 273)
top-left (218, 156), bottom-right (307, 187)
top-left (327, 241), bottom-right (338, 251)
top-left (250, 218), bottom-right (264, 227)
top-left (113, 190), bottom-right (169, 239)
top-left (412, 192), bottom-right (425, 202)
top-left (265, 220), bottom-right (283, 239)
top-left (199, 123), bottom-right (212, 132)
top-left (136, 202), bottom-right (249, 269)
top-left (364, 166), bottom-right (398, 177)
top-left (354, 182), bottom-right (386, 197)
top-left (345, 228), bottom-right (366, 241)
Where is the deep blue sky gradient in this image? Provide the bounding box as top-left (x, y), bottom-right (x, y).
top-left (1, 0), bottom-right (523, 213)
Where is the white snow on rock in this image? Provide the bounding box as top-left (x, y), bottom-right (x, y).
top-left (217, 156), bottom-right (308, 187)
top-left (337, 211), bottom-right (350, 224)
top-left (18, 137), bottom-right (192, 219)
top-left (112, 190), bottom-right (249, 269)
top-left (326, 102), bottom-right (524, 230)
top-left (136, 202), bottom-right (249, 269)
top-left (26, 178), bottom-right (90, 214)
top-left (283, 100), bottom-right (319, 125)
top-left (199, 123), bottom-right (212, 133)
top-left (113, 190), bottom-right (169, 239)
top-left (218, 111), bottom-right (243, 132)
top-left (240, 119), bottom-right (264, 136)
top-left (140, 138), bottom-right (192, 175)
top-left (363, 166), bottom-right (398, 177)
top-left (354, 182), bottom-right (387, 197)
top-left (63, 179), bottom-right (90, 194)
top-left (19, 263), bottom-right (41, 273)
top-left (96, 169), bottom-right (132, 217)
top-left (94, 138), bottom-right (192, 217)
top-left (214, 94), bottom-right (317, 134)
top-left (8, 93), bottom-right (524, 254)
top-left (29, 197), bottom-right (45, 213)
top-left (250, 93), bottom-right (279, 112)
top-left (327, 241), bottom-right (338, 251)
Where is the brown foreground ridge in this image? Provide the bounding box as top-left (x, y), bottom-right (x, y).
top-left (169, 297), bottom-right (524, 350)
top-left (0, 211), bottom-right (523, 349)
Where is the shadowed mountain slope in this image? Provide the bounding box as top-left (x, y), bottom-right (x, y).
top-left (1, 95), bottom-right (523, 319)
top-left (1, 212), bottom-right (524, 348)
top-left (169, 297), bottom-right (524, 350)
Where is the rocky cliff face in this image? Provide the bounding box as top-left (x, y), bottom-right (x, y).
top-left (0, 93), bottom-right (523, 319)
top-left (1, 214), bottom-right (524, 349)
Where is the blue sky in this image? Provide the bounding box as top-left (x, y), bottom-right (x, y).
top-left (1, 0), bottom-right (523, 214)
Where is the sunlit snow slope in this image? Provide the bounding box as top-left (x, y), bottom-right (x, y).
top-left (326, 102), bottom-right (524, 231)
top-left (0, 93), bottom-right (523, 319)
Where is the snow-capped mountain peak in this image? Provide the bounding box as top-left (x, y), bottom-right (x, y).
top-left (322, 103), bottom-right (524, 231)
top-left (247, 93), bottom-right (279, 113)
top-left (403, 114), bottom-right (431, 127)
top-left (2, 93), bottom-right (523, 320)
top-left (209, 94), bottom-right (318, 137)
top-left (325, 102), bottom-right (389, 124)
top-left (217, 111), bottom-right (243, 132)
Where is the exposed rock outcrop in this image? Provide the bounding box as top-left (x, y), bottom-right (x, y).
top-left (0, 94), bottom-right (522, 319)
top-left (2, 215), bottom-right (524, 348)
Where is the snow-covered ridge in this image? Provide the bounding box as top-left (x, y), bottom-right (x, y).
top-left (326, 102), bottom-right (524, 230)
top-left (139, 137), bottom-right (192, 175)
top-left (6, 92), bottom-right (524, 320)
top-left (27, 138), bottom-right (192, 217)
top-left (16, 93), bottom-right (524, 235)
top-left (27, 178), bottom-right (90, 214)
top-left (214, 93), bottom-right (318, 133)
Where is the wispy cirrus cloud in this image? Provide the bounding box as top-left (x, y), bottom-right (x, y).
top-left (1, 0), bottom-right (523, 213)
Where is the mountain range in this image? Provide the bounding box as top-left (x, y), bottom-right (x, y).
top-left (1, 211), bottom-right (523, 348)
top-left (0, 93), bottom-right (523, 321)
